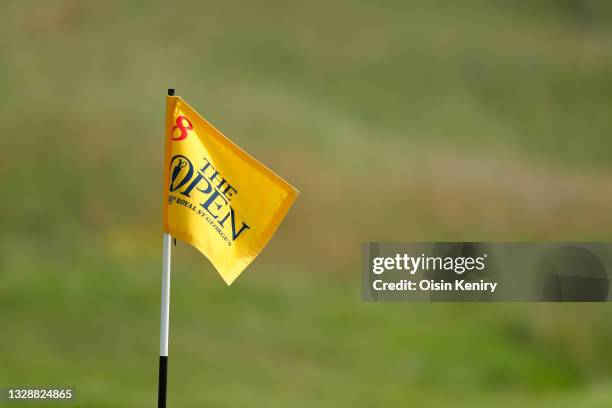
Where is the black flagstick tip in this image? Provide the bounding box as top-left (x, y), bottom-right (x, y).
top-left (168, 88), bottom-right (175, 96)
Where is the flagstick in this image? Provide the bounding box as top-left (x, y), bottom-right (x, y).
top-left (158, 232), bottom-right (172, 407)
top-left (158, 88), bottom-right (175, 408)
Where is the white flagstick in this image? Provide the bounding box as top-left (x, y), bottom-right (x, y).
top-left (158, 88), bottom-right (175, 408)
top-left (160, 232), bottom-right (172, 358)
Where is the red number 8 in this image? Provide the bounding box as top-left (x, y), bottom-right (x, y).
top-left (172, 116), bottom-right (193, 141)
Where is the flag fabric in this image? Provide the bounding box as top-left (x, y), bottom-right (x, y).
top-left (163, 96), bottom-right (298, 285)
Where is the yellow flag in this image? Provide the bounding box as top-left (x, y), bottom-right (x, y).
top-left (163, 95), bottom-right (298, 285)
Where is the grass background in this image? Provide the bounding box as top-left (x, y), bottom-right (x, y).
top-left (2, 0), bottom-right (612, 406)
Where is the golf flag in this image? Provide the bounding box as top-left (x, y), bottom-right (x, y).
top-left (163, 95), bottom-right (298, 285)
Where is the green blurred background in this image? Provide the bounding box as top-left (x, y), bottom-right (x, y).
top-left (2, 0), bottom-right (612, 406)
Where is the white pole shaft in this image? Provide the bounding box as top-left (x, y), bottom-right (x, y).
top-left (159, 232), bottom-right (172, 356)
